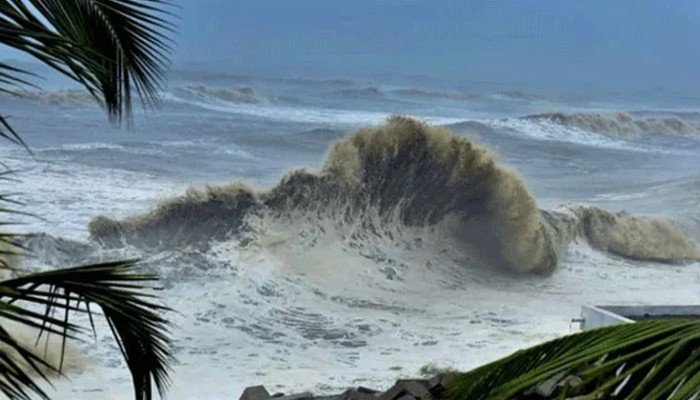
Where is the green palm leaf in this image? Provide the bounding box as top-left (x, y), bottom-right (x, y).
top-left (446, 319), bottom-right (700, 400)
top-left (0, 0), bottom-right (174, 123)
top-left (0, 171), bottom-right (173, 400)
top-left (0, 260), bottom-right (172, 400)
top-left (0, 173), bottom-right (29, 270)
top-left (1, 1), bottom-right (175, 399)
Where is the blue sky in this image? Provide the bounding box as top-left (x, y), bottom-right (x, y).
top-left (173, 0), bottom-right (700, 94)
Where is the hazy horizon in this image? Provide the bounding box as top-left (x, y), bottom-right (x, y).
top-left (173, 0), bottom-right (700, 95)
top-left (3, 0), bottom-right (700, 98)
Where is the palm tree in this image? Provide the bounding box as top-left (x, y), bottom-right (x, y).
top-left (446, 319), bottom-right (700, 399)
top-left (0, 1), bottom-right (174, 399)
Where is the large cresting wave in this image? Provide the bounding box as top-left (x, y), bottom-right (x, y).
top-left (89, 117), bottom-right (700, 275)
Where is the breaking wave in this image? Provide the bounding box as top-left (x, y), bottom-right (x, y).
top-left (1, 89), bottom-right (97, 107)
top-left (497, 90), bottom-right (542, 101)
top-left (543, 206), bottom-right (700, 263)
top-left (88, 117), bottom-right (700, 276)
top-left (391, 88), bottom-right (480, 101)
top-left (172, 85), bottom-right (268, 104)
top-left (2, 86), bottom-right (268, 108)
top-left (330, 86), bottom-right (386, 99)
top-left (524, 111), bottom-right (700, 137)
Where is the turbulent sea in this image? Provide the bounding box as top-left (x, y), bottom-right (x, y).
top-left (1, 72), bottom-right (700, 399)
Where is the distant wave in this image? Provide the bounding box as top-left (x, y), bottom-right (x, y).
top-left (163, 91), bottom-right (465, 125)
top-left (330, 86), bottom-right (386, 99)
top-left (630, 109), bottom-right (700, 121)
top-left (172, 85), bottom-right (268, 104)
top-left (391, 88), bottom-right (480, 101)
top-left (1, 86), bottom-right (269, 108)
top-left (89, 117), bottom-right (699, 278)
top-left (273, 77), bottom-right (355, 87)
top-left (523, 111), bottom-right (700, 137)
top-left (497, 90), bottom-right (542, 101)
top-left (1, 89), bottom-right (97, 107)
top-left (36, 139), bottom-right (255, 160)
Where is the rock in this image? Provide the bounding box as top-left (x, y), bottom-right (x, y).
top-left (379, 380), bottom-right (432, 400)
top-left (315, 395), bottom-right (343, 400)
top-left (341, 388), bottom-right (378, 400)
top-left (427, 373), bottom-right (459, 394)
top-left (240, 386), bottom-right (271, 400)
top-left (279, 392), bottom-right (314, 400)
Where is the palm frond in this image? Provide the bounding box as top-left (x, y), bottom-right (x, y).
top-left (0, 0), bottom-right (175, 124)
top-left (0, 61), bottom-right (38, 95)
top-left (0, 260), bottom-right (172, 400)
top-left (0, 321), bottom-right (61, 400)
top-left (0, 180), bottom-right (29, 270)
top-left (0, 115), bottom-right (29, 151)
top-left (0, 3), bottom-right (175, 400)
top-left (446, 319), bottom-right (700, 400)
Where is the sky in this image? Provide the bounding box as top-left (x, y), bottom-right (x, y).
top-left (172, 0), bottom-right (700, 94)
top-left (2, 1), bottom-right (699, 95)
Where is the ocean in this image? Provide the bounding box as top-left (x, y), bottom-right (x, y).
top-left (1, 71), bottom-right (699, 399)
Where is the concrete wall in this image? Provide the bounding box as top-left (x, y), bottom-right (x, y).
top-left (579, 305), bottom-right (700, 330)
top-left (580, 305), bottom-right (633, 330)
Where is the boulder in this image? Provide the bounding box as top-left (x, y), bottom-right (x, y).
top-left (341, 388), bottom-right (378, 400)
top-left (240, 386), bottom-right (271, 400)
top-left (279, 392), bottom-right (314, 400)
top-left (379, 380), bottom-right (431, 400)
top-left (427, 373), bottom-right (459, 395)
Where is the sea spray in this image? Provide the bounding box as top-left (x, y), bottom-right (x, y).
top-left (173, 86), bottom-right (267, 104)
top-left (544, 205), bottom-right (700, 263)
top-left (90, 117), bottom-right (557, 274)
top-left (89, 117), bottom-right (700, 275)
top-left (89, 183), bottom-right (259, 249)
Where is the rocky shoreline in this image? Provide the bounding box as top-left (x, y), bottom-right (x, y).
top-left (239, 373), bottom-right (458, 400)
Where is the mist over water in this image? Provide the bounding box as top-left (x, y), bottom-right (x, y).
top-left (1, 69), bottom-right (699, 399)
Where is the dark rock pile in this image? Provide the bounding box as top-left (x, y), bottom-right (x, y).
top-left (239, 373), bottom-right (459, 400)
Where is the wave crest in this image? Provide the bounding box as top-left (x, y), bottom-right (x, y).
top-left (545, 205), bottom-right (700, 263)
top-left (524, 111), bottom-right (699, 137)
top-left (89, 117), bottom-right (699, 276)
top-left (330, 86), bottom-right (385, 99)
top-left (391, 88), bottom-right (479, 101)
top-left (173, 85), bottom-right (267, 104)
top-left (2, 89), bottom-right (97, 107)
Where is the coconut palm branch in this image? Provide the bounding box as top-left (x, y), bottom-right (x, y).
top-left (0, 1), bottom-right (175, 399)
top-left (0, 0), bottom-right (175, 124)
top-left (446, 319), bottom-right (700, 400)
top-left (0, 260), bottom-right (171, 400)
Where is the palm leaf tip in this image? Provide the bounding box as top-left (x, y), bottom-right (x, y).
top-left (0, 115), bottom-right (30, 151)
top-left (0, 260), bottom-right (173, 400)
top-left (1, 0), bottom-right (176, 125)
top-left (446, 319), bottom-right (700, 400)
